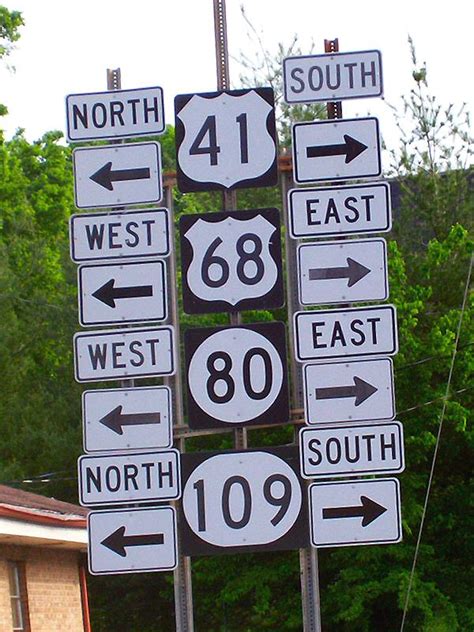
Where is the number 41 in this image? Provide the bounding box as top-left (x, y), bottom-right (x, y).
top-left (190, 114), bottom-right (249, 166)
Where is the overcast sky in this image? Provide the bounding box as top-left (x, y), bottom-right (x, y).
top-left (0, 0), bottom-right (472, 158)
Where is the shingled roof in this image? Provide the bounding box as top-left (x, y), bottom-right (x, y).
top-left (0, 484), bottom-right (87, 518)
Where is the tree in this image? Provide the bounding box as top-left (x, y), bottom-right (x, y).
top-left (0, 6), bottom-right (24, 117)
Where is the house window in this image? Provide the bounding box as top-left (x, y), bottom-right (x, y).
top-left (7, 561), bottom-right (30, 632)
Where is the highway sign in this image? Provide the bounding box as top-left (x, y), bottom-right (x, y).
top-left (180, 447), bottom-right (309, 555)
top-left (78, 449), bottom-right (181, 507)
top-left (78, 260), bottom-right (167, 326)
top-left (283, 50), bottom-right (383, 104)
top-left (69, 208), bottom-right (170, 263)
top-left (73, 325), bottom-right (175, 382)
top-left (309, 478), bottom-right (402, 548)
top-left (303, 357), bottom-right (396, 424)
top-left (287, 182), bottom-right (392, 239)
top-left (180, 208), bottom-right (284, 313)
top-left (185, 322), bottom-right (289, 429)
top-left (292, 117), bottom-right (381, 184)
top-left (88, 506), bottom-right (177, 575)
top-left (294, 304), bottom-right (398, 362)
top-left (66, 86), bottom-right (165, 142)
top-left (299, 421), bottom-right (405, 479)
top-left (73, 142), bottom-right (162, 209)
top-left (297, 238), bottom-right (388, 306)
top-left (82, 386), bottom-right (172, 454)
top-left (175, 88), bottom-right (277, 192)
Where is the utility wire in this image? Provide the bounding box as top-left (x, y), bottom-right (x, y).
top-left (400, 253), bottom-right (473, 631)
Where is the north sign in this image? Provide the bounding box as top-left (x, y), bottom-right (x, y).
top-left (82, 386), bottom-right (172, 454)
top-left (309, 478), bottom-right (402, 548)
top-left (180, 208), bottom-right (283, 313)
top-left (180, 447), bottom-right (308, 555)
top-left (78, 260), bottom-right (167, 326)
top-left (292, 117), bottom-right (381, 184)
top-left (66, 86), bottom-right (165, 142)
top-left (303, 357), bottom-right (396, 424)
top-left (73, 142), bottom-right (162, 209)
top-left (287, 182), bottom-right (391, 239)
top-left (78, 449), bottom-right (181, 507)
top-left (283, 50), bottom-right (383, 104)
top-left (175, 88), bottom-right (277, 192)
top-left (294, 304), bottom-right (398, 362)
top-left (69, 208), bottom-right (170, 263)
top-left (185, 322), bottom-right (289, 429)
top-left (73, 326), bottom-right (175, 382)
top-left (299, 421), bottom-right (404, 479)
top-left (297, 238), bottom-right (388, 306)
top-left (88, 507), bottom-right (177, 575)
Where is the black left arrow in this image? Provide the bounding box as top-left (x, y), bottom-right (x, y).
top-left (322, 495), bottom-right (387, 527)
top-left (306, 134), bottom-right (368, 164)
top-left (90, 161), bottom-right (151, 191)
top-left (92, 278), bottom-right (153, 308)
top-left (101, 526), bottom-right (164, 557)
top-left (99, 405), bottom-right (161, 435)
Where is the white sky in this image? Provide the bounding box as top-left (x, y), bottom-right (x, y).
top-left (0, 0), bottom-right (472, 159)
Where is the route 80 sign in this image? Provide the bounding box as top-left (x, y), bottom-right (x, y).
top-left (180, 208), bottom-right (284, 313)
top-left (180, 447), bottom-right (309, 555)
top-left (185, 322), bottom-right (289, 430)
top-left (174, 88), bottom-right (278, 192)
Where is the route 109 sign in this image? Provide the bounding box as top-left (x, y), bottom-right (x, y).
top-left (185, 322), bottom-right (289, 430)
top-left (180, 208), bottom-right (284, 314)
top-left (174, 88), bottom-right (278, 192)
top-left (180, 446), bottom-right (309, 555)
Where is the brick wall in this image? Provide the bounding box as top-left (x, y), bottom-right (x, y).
top-left (0, 544), bottom-right (86, 631)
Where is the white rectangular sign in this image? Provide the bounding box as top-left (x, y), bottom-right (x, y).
top-left (294, 304), bottom-right (398, 362)
top-left (292, 117), bottom-right (381, 184)
top-left (303, 357), bottom-right (396, 424)
top-left (78, 260), bottom-right (167, 326)
top-left (309, 478), bottom-right (402, 548)
top-left (82, 386), bottom-right (173, 454)
top-left (88, 506), bottom-right (178, 575)
top-left (283, 50), bottom-right (383, 104)
top-left (66, 86), bottom-right (165, 142)
top-left (297, 238), bottom-right (388, 306)
top-left (73, 142), bottom-right (162, 209)
top-left (78, 449), bottom-right (181, 506)
top-left (299, 422), bottom-right (404, 479)
top-left (288, 182), bottom-right (391, 239)
top-left (69, 208), bottom-right (170, 263)
top-left (73, 326), bottom-right (175, 382)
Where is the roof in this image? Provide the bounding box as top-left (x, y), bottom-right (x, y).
top-left (0, 485), bottom-right (87, 551)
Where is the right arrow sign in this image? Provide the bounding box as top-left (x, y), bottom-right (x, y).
top-left (298, 238), bottom-right (388, 305)
top-left (292, 117), bottom-right (381, 184)
top-left (309, 478), bottom-right (402, 548)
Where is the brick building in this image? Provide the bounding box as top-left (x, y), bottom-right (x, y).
top-left (0, 484), bottom-right (90, 631)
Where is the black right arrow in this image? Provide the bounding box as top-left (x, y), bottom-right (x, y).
top-left (90, 161), bottom-right (151, 191)
top-left (308, 257), bottom-right (371, 288)
top-left (322, 495), bottom-right (387, 527)
top-left (101, 526), bottom-right (164, 557)
top-left (315, 376), bottom-right (377, 407)
top-left (92, 278), bottom-right (153, 308)
top-left (99, 405), bottom-right (161, 436)
top-left (306, 134), bottom-right (368, 164)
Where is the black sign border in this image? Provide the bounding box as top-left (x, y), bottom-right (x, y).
top-left (180, 207), bottom-right (284, 314)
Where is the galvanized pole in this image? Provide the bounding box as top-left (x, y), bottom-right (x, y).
top-left (212, 0), bottom-right (247, 451)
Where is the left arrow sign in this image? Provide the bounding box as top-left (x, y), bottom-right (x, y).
top-left (101, 526), bottom-right (165, 557)
top-left (99, 405), bottom-right (161, 435)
